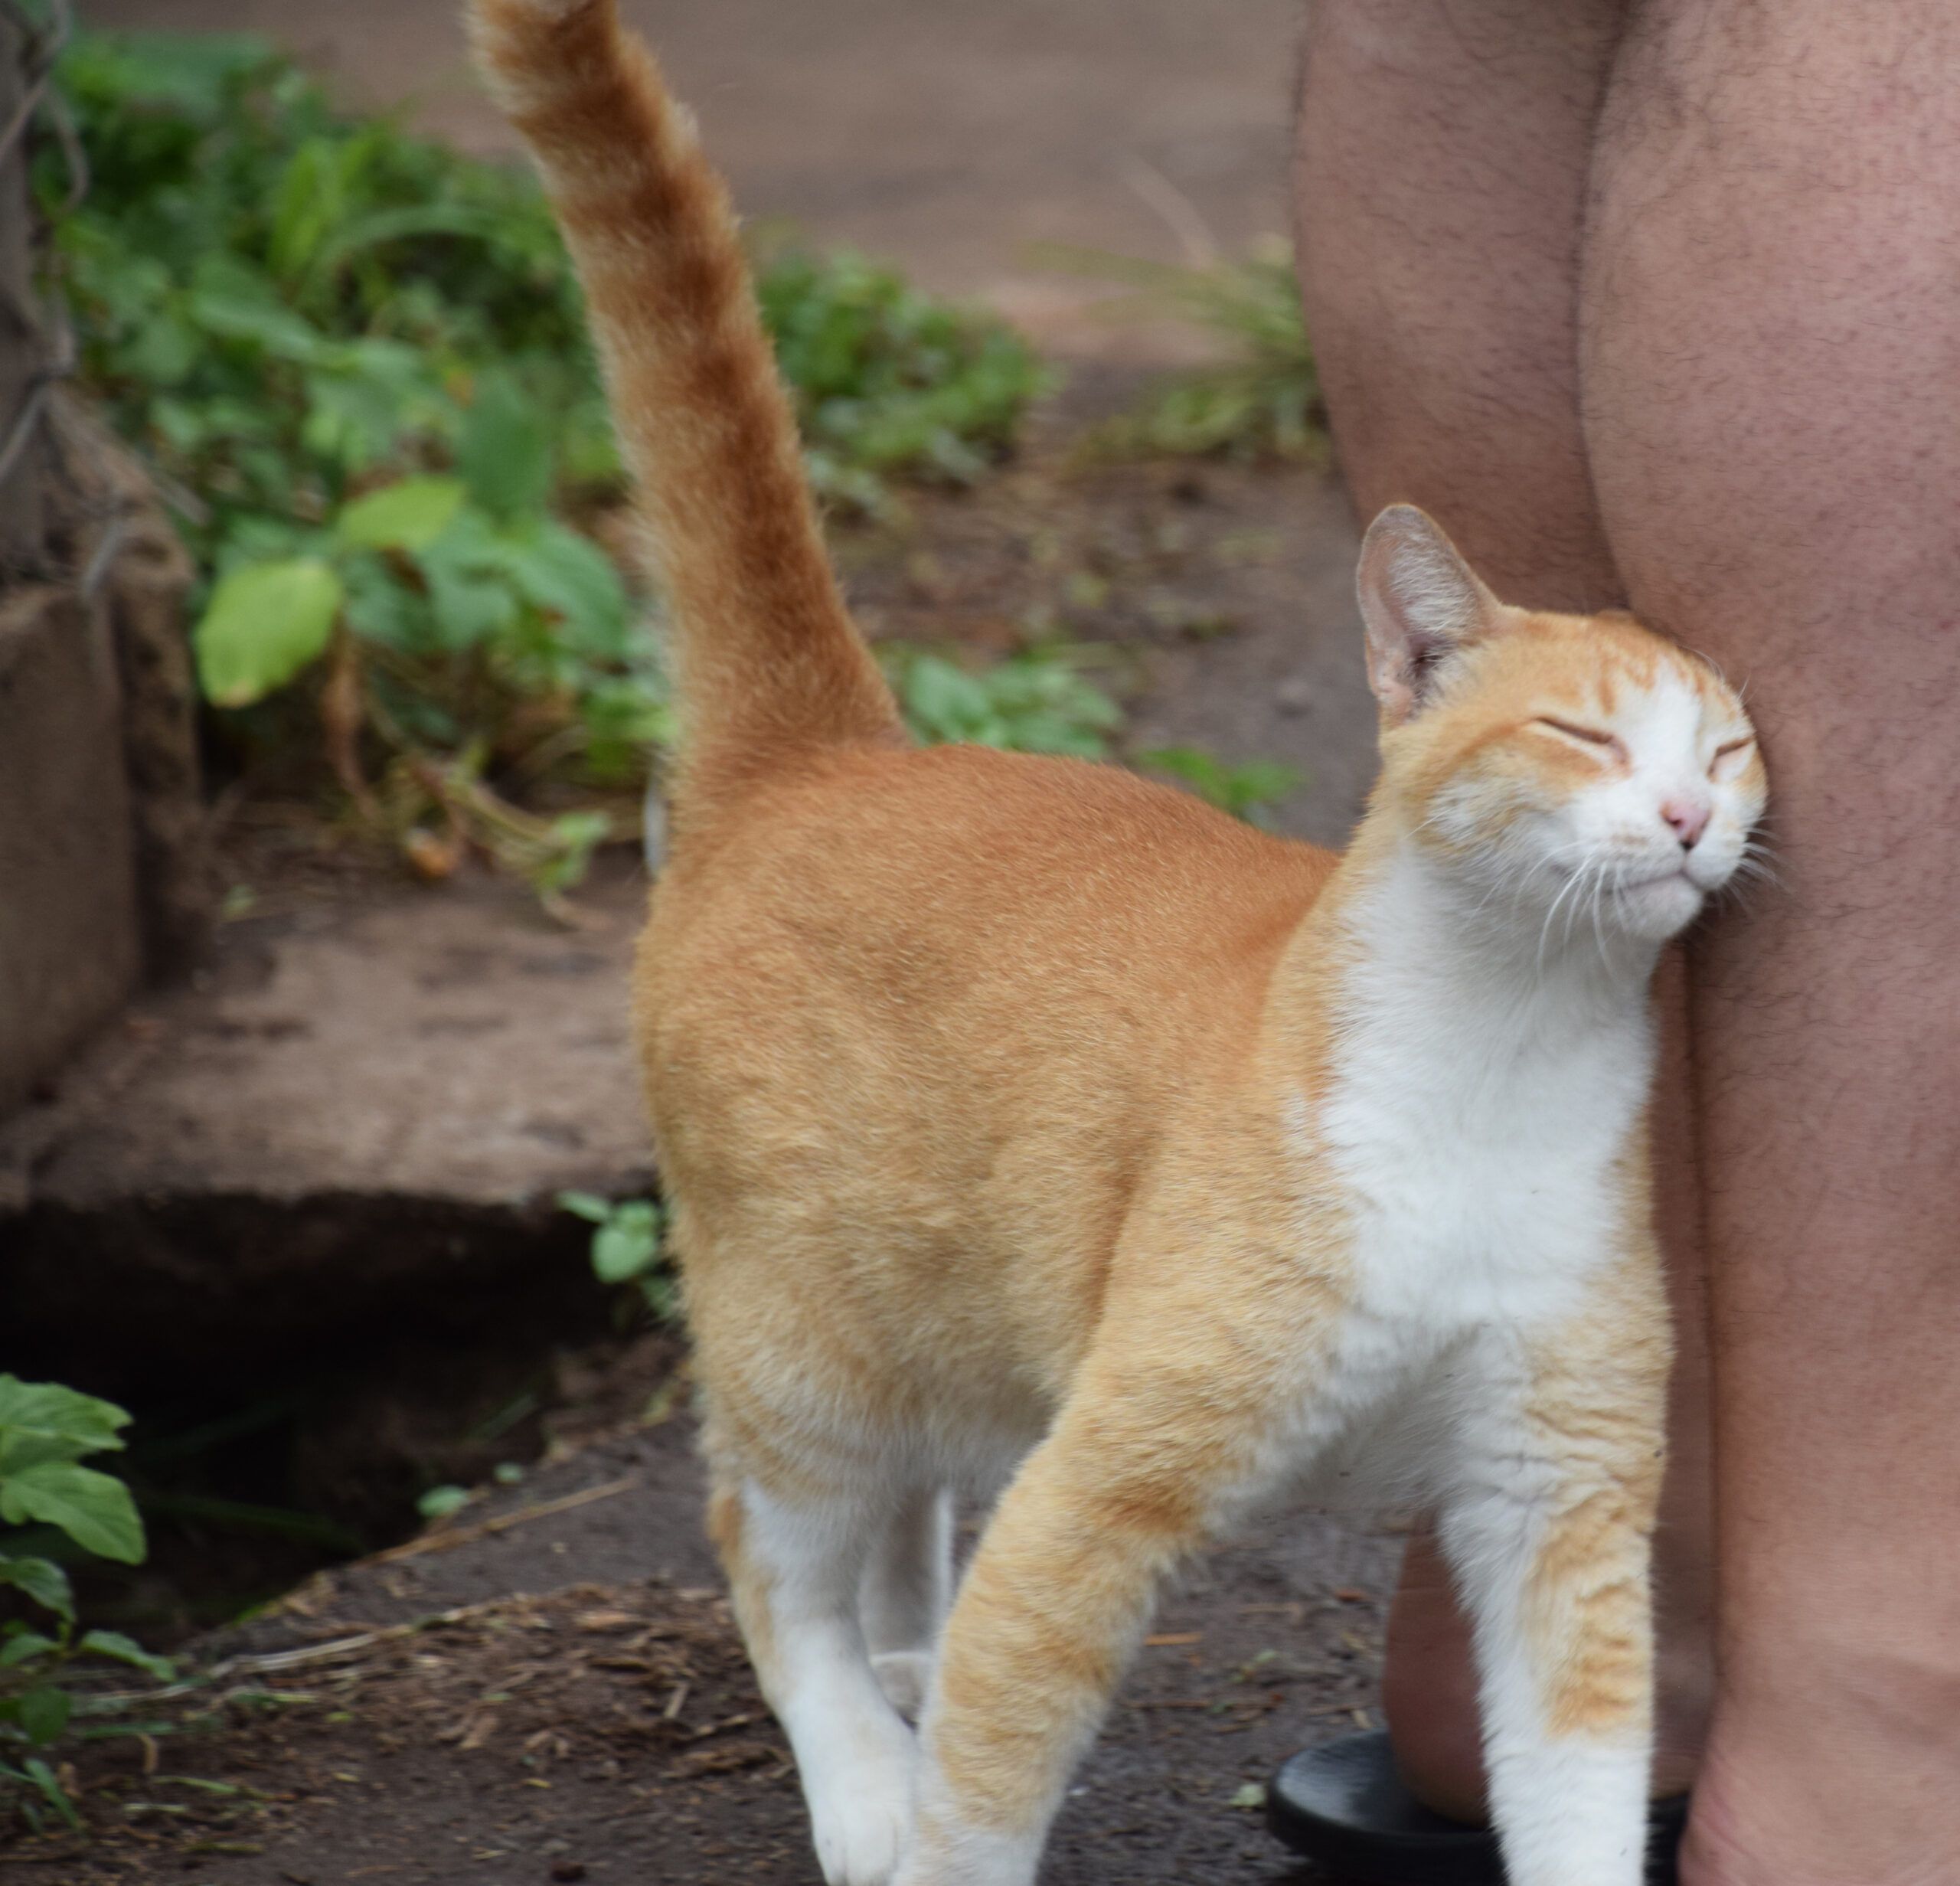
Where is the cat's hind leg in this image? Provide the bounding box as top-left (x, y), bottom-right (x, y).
top-left (707, 1473), bottom-right (920, 1886)
top-left (1439, 1263), bottom-right (1669, 1886)
top-left (861, 1485), bottom-right (954, 1723)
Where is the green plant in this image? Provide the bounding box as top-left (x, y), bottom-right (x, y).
top-left (560, 1192), bottom-right (674, 1322)
top-left (880, 642), bottom-right (1125, 759)
top-left (1141, 746), bottom-right (1303, 827)
top-left (41, 32), bottom-right (1048, 895)
top-left (0, 1378), bottom-right (175, 1835)
top-left (1050, 237), bottom-right (1324, 460)
top-left (416, 1485), bottom-right (472, 1522)
top-left (758, 244), bottom-right (1050, 500)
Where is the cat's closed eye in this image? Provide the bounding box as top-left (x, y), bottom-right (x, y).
top-left (1710, 737), bottom-right (1755, 781)
top-left (1532, 717), bottom-right (1625, 758)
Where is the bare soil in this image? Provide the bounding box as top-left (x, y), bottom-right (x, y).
top-left (18, 1384), bottom-right (1398, 1886)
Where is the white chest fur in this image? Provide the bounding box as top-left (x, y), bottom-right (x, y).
top-left (1278, 848), bottom-right (1659, 1505)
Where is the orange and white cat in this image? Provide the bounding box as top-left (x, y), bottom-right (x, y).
top-left (472, 5), bottom-right (1768, 1884)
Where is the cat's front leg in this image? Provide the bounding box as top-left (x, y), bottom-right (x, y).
top-left (1439, 1262), bottom-right (1669, 1886)
top-left (895, 1393), bottom-right (1215, 1886)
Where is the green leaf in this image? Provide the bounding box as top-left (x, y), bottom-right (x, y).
top-left (494, 521), bottom-right (627, 643)
top-left (0, 1463), bottom-right (146, 1564)
top-left (187, 253), bottom-right (332, 364)
top-left (423, 562), bottom-right (519, 652)
top-left (335, 476), bottom-right (466, 553)
top-left (416, 1485), bottom-right (470, 1522)
top-left (193, 557), bottom-right (344, 707)
top-left (0, 1378), bottom-right (131, 1455)
top-left (556, 1190), bottom-right (612, 1224)
top-left (1142, 746), bottom-right (1301, 821)
top-left (0, 1632), bottom-right (60, 1669)
top-left (457, 373), bottom-right (554, 521)
top-left (592, 1201), bottom-right (661, 1284)
top-left (77, 1630), bottom-right (177, 1682)
top-left (0, 1557), bottom-right (73, 1622)
top-left (18, 1687), bottom-right (71, 1747)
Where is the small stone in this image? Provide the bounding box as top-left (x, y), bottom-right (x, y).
top-left (1275, 677), bottom-right (1315, 715)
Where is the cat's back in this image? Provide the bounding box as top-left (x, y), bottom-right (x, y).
top-left (639, 740), bottom-right (1334, 1059)
top-left (633, 742), bottom-right (1334, 1404)
top-left (633, 744), bottom-right (1333, 1313)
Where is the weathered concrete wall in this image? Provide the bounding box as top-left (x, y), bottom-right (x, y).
top-left (0, 584), bottom-right (142, 1115)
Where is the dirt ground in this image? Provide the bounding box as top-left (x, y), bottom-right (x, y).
top-left (18, 1359), bottom-right (1403, 1886)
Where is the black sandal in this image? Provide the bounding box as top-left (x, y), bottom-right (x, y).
top-left (1266, 1732), bottom-right (1687, 1884)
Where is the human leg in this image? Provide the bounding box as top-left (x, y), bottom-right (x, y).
top-left (1291, 0), bottom-right (1714, 1815)
top-left (1582, 5), bottom-right (1960, 1881)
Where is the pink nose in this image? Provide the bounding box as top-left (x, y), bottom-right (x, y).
top-left (1661, 797), bottom-right (1711, 850)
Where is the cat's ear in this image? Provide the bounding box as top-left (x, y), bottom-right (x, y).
top-left (1357, 505), bottom-right (1501, 726)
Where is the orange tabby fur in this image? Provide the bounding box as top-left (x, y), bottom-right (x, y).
top-left (471, 6), bottom-right (1766, 1883)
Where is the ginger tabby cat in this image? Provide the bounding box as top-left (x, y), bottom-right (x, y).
top-left (472, 5), bottom-right (1768, 1882)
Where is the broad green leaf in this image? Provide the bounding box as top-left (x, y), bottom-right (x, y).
top-left (421, 555), bottom-right (519, 652)
top-left (308, 201), bottom-right (504, 286)
top-left (78, 1630), bottom-right (177, 1682)
top-left (18, 1686), bottom-right (71, 1747)
top-left (900, 655), bottom-right (993, 741)
top-left (0, 1632), bottom-right (59, 1668)
top-left (188, 253), bottom-right (331, 364)
top-left (0, 1463), bottom-right (146, 1564)
top-left (0, 1556), bottom-right (73, 1622)
top-left (457, 373), bottom-right (554, 521)
top-left (193, 557), bottom-right (344, 708)
top-left (336, 476), bottom-right (466, 553)
top-left (0, 1378), bottom-right (131, 1454)
top-left (495, 521), bottom-right (628, 646)
top-left (557, 1190), bottom-right (612, 1224)
top-left (593, 1201), bottom-right (661, 1283)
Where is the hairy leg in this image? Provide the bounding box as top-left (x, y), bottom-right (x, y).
top-left (1292, 0), bottom-right (1713, 1813)
top-left (1583, 5), bottom-right (1960, 1881)
top-left (1292, 0), bottom-right (1622, 610)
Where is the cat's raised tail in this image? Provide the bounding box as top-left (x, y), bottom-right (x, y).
top-left (469, 0), bottom-right (900, 825)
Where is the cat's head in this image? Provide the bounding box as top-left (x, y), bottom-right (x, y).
top-left (1356, 505), bottom-right (1766, 946)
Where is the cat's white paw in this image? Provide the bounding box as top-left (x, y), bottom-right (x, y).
top-left (890, 1817), bottom-right (1044, 1886)
top-left (871, 1649), bottom-right (935, 1723)
top-left (802, 1722), bottom-right (917, 1886)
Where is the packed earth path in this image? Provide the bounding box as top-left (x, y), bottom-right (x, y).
top-left (6, 2), bottom-right (1412, 1880)
top-left (35, 1376), bottom-right (1403, 1885)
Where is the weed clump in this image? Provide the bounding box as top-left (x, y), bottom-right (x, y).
top-left (40, 33), bottom-right (1047, 897)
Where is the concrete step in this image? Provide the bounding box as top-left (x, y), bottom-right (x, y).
top-left (1, 855), bottom-right (655, 1382)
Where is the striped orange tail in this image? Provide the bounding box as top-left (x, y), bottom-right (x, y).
top-left (469, 0), bottom-right (900, 829)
